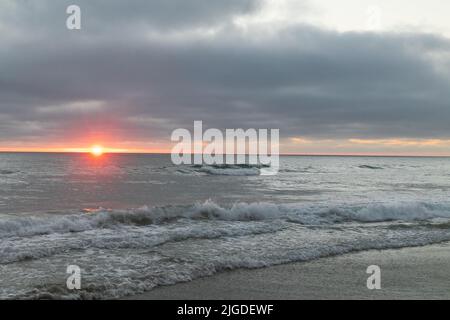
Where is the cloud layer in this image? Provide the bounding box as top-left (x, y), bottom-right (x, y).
top-left (1, 0), bottom-right (450, 153)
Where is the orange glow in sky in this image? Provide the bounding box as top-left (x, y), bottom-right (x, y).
top-left (1, 138), bottom-right (450, 156)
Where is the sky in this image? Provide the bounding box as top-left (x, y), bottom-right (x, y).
top-left (1, 0), bottom-right (450, 155)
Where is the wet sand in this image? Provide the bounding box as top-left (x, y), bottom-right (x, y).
top-left (127, 242), bottom-right (450, 300)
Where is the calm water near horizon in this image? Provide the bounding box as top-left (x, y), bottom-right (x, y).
top-left (1, 153), bottom-right (450, 299)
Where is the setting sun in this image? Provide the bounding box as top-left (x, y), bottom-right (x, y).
top-left (90, 145), bottom-right (104, 156)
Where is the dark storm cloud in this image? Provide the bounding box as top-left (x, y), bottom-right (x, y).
top-left (1, 0), bottom-right (450, 144)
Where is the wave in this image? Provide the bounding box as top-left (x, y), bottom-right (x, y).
top-left (174, 164), bottom-right (271, 176)
top-left (2, 200), bottom-right (450, 299)
top-left (0, 170), bottom-right (17, 175)
top-left (193, 164), bottom-right (271, 169)
top-left (1, 201), bottom-right (450, 240)
top-left (329, 202), bottom-right (450, 222)
top-left (8, 214), bottom-right (450, 300)
top-left (0, 220), bottom-right (287, 265)
top-left (197, 166), bottom-right (260, 176)
top-left (358, 165), bottom-right (384, 170)
top-left (15, 234), bottom-right (450, 300)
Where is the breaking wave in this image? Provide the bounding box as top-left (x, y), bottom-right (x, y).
top-left (174, 164), bottom-right (272, 176)
top-left (1, 201), bottom-right (450, 240)
top-left (2, 200), bottom-right (450, 299)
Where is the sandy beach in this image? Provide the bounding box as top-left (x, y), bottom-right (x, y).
top-left (127, 242), bottom-right (450, 300)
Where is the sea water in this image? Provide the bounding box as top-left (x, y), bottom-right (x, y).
top-left (0, 153), bottom-right (450, 299)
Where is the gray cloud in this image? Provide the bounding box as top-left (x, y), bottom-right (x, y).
top-left (1, 0), bottom-right (450, 146)
top-left (0, 0), bottom-right (261, 33)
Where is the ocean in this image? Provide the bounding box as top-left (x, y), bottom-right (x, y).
top-left (1, 153), bottom-right (450, 299)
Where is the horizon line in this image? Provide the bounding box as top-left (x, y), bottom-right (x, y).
top-left (0, 150), bottom-right (449, 158)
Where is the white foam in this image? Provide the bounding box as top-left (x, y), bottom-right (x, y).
top-left (197, 166), bottom-right (261, 176)
top-left (327, 202), bottom-right (450, 222)
top-left (1, 201), bottom-right (450, 240)
top-left (1, 200), bottom-right (450, 299)
top-left (173, 164), bottom-right (268, 176)
top-left (0, 220), bottom-right (287, 264)
top-left (5, 220), bottom-right (450, 300)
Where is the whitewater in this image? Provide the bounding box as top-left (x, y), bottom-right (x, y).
top-left (1, 153), bottom-right (450, 299)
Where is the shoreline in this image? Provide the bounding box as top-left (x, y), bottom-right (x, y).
top-left (126, 242), bottom-right (450, 300)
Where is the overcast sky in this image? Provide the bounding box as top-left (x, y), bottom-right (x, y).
top-left (1, 0), bottom-right (450, 155)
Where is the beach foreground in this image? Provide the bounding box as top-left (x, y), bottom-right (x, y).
top-left (127, 243), bottom-right (450, 300)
